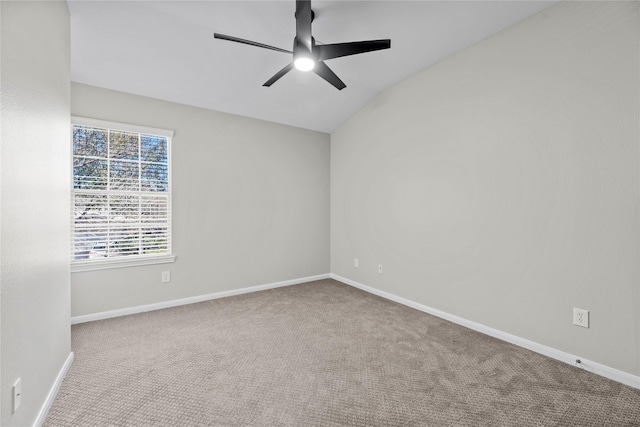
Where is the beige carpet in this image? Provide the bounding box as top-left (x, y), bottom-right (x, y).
top-left (45, 279), bottom-right (640, 426)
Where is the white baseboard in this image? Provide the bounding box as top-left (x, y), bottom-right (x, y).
top-left (330, 273), bottom-right (640, 391)
top-left (71, 273), bottom-right (331, 325)
top-left (34, 352), bottom-right (74, 427)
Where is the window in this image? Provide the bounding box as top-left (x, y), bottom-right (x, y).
top-left (71, 117), bottom-right (175, 271)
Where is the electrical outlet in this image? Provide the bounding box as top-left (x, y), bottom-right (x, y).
top-left (354, 258), bottom-right (359, 268)
top-left (378, 264), bottom-right (383, 274)
top-left (573, 308), bottom-right (589, 328)
top-left (13, 378), bottom-right (21, 413)
top-left (161, 271), bottom-right (171, 283)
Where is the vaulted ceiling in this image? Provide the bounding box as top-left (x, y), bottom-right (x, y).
top-left (67, 1), bottom-right (555, 133)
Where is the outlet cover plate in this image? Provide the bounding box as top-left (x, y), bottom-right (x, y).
top-left (13, 378), bottom-right (21, 413)
top-left (573, 308), bottom-right (589, 328)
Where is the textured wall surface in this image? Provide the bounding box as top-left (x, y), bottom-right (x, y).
top-left (1, 1), bottom-right (71, 425)
top-left (70, 83), bottom-right (330, 317)
top-left (331, 1), bottom-right (639, 376)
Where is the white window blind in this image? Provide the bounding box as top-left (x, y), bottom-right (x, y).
top-left (71, 117), bottom-right (173, 269)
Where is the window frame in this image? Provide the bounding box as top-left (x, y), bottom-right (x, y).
top-left (70, 116), bottom-right (175, 272)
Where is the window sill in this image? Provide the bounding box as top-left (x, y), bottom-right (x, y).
top-left (71, 254), bottom-right (176, 273)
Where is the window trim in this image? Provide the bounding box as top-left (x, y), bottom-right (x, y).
top-left (72, 116), bottom-right (174, 139)
top-left (70, 116), bottom-right (175, 273)
top-left (71, 254), bottom-right (176, 272)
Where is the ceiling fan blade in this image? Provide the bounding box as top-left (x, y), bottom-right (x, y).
top-left (214, 33), bottom-right (292, 54)
top-left (315, 39), bottom-right (391, 61)
top-left (313, 61), bottom-right (346, 90)
top-left (263, 63), bottom-right (295, 87)
top-left (295, 0), bottom-right (313, 51)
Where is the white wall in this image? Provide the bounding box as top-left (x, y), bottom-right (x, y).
top-left (1, 1), bottom-right (72, 425)
top-left (331, 1), bottom-right (639, 377)
top-left (70, 83), bottom-right (330, 317)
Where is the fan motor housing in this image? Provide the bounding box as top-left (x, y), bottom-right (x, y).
top-left (295, 9), bottom-right (315, 22)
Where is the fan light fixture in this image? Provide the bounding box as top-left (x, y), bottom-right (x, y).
top-left (294, 56), bottom-right (315, 71)
top-left (213, 0), bottom-right (391, 90)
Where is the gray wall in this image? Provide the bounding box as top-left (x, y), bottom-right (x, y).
top-left (331, 1), bottom-right (639, 376)
top-left (1, 1), bottom-right (72, 425)
top-left (71, 83), bottom-right (330, 317)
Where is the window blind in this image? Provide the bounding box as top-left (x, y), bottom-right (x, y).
top-left (71, 119), bottom-right (172, 265)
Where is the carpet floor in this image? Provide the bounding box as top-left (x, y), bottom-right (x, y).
top-left (45, 279), bottom-right (640, 426)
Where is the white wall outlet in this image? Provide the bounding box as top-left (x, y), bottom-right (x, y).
top-left (573, 308), bottom-right (589, 328)
top-left (161, 271), bottom-right (171, 283)
top-left (354, 258), bottom-right (359, 268)
top-left (378, 264), bottom-right (383, 274)
top-left (13, 378), bottom-right (21, 413)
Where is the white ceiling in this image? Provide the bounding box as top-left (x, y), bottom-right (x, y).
top-left (67, 1), bottom-right (555, 133)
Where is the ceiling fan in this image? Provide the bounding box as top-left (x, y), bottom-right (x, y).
top-left (214, 0), bottom-right (391, 90)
